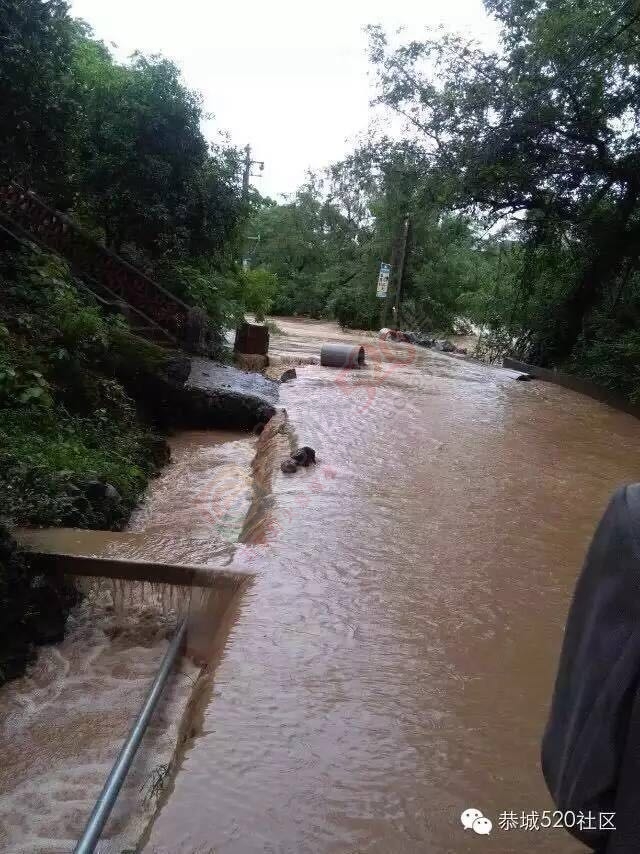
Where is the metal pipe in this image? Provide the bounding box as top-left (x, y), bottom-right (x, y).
top-left (320, 342), bottom-right (365, 369)
top-left (74, 619), bottom-right (188, 854)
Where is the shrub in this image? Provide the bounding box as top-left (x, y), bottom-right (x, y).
top-left (0, 249), bottom-right (158, 529)
top-left (158, 261), bottom-right (245, 338)
top-left (330, 285), bottom-right (380, 330)
top-left (242, 267), bottom-right (278, 322)
top-left (570, 321), bottom-right (640, 403)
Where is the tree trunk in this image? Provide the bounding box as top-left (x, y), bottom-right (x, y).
top-left (540, 181), bottom-right (639, 365)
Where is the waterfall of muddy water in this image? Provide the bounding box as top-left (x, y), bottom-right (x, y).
top-left (0, 431), bottom-right (255, 853)
top-left (139, 318), bottom-right (640, 854)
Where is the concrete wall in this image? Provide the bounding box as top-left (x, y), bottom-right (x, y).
top-left (503, 357), bottom-right (640, 419)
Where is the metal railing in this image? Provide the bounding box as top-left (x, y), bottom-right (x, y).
top-left (0, 184), bottom-right (190, 339)
top-left (74, 619), bottom-right (187, 854)
top-left (0, 215), bottom-right (177, 347)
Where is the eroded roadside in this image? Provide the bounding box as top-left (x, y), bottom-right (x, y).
top-left (0, 360), bottom-right (282, 853)
top-left (144, 318), bottom-right (640, 854)
top-left (6, 315), bottom-right (640, 854)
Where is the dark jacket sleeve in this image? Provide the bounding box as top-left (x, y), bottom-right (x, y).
top-left (542, 484), bottom-right (640, 851)
top-left (606, 675), bottom-right (640, 852)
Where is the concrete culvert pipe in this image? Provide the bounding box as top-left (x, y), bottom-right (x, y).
top-left (320, 343), bottom-right (365, 369)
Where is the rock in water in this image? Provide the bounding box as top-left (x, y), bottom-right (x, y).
top-left (280, 368), bottom-right (297, 383)
top-left (516, 373), bottom-right (535, 382)
top-left (103, 483), bottom-right (120, 501)
top-left (280, 458), bottom-right (298, 474)
top-left (292, 446), bottom-right (316, 467)
top-left (256, 403), bottom-right (277, 424)
top-left (86, 480), bottom-right (120, 501)
top-left (149, 435), bottom-right (171, 467)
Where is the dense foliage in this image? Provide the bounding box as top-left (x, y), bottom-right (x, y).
top-left (0, 248), bottom-right (161, 528)
top-left (0, 0), bottom-right (77, 205)
top-left (248, 148), bottom-right (486, 331)
top-left (0, 0), bottom-right (251, 328)
top-left (246, 0), bottom-right (640, 401)
top-left (367, 0), bottom-right (640, 397)
top-left (0, 244), bottom-right (167, 683)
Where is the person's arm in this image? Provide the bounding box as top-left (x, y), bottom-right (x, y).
top-left (604, 677), bottom-right (640, 853)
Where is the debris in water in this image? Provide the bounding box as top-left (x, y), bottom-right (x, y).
top-left (281, 447), bottom-right (316, 473)
top-left (292, 446), bottom-right (316, 467)
top-left (280, 368), bottom-right (297, 383)
top-left (320, 343), bottom-right (365, 369)
top-left (257, 403), bottom-right (277, 424)
top-left (379, 328), bottom-right (411, 342)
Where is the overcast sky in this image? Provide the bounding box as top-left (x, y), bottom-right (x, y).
top-left (68, 0), bottom-right (498, 198)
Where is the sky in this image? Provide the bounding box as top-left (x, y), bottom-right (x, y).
top-left (69, 0), bottom-right (498, 199)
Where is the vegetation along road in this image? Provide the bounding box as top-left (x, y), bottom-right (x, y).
top-left (1, 0), bottom-right (640, 851)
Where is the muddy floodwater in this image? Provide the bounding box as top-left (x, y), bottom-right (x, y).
top-left (143, 319), bottom-right (639, 853)
top-left (2, 317), bottom-right (640, 853)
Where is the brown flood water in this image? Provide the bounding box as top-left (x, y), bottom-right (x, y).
top-left (2, 317), bottom-right (640, 853)
top-left (140, 318), bottom-right (640, 854)
top-left (0, 432), bottom-right (253, 853)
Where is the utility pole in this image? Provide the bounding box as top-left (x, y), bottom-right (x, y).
top-left (394, 216), bottom-right (411, 321)
top-left (242, 145), bottom-right (251, 203)
top-left (241, 144), bottom-right (265, 270)
top-left (242, 144), bottom-right (264, 204)
top-left (381, 215), bottom-right (411, 329)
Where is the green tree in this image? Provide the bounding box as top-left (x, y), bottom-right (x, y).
top-left (249, 143), bottom-right (485, 332)
top-left (0, 0), bottom-right (77, 204)
top-left (249, 181), bottom-right (337, 317)
top-left (368, 0), bottom-right (640, 368)
top-left (71, 38), bottom-right (243, 263)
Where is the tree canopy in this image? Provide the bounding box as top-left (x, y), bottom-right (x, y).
top-left (0, 0), bottom-right (248, 329)
top-left (246, 0), bottom-right (640, 401)
top-left (247, 144), bottom-right (484, 331)
top-left (368, 0), bottom-right (640, 379)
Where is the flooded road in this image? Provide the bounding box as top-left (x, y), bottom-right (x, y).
top-left (139, 318), bottom-right (640, 854)
top-left (2, 316), bottom-right (639, 853)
